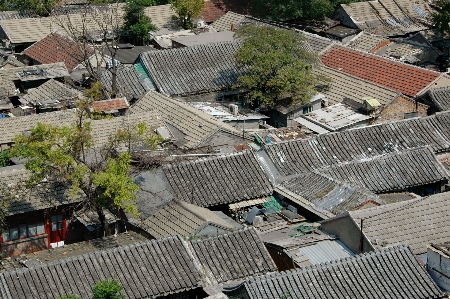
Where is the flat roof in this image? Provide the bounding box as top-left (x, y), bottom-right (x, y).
top-left (172, 31), bottom-right (235, 47)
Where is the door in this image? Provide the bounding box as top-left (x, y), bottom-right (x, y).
top-left (49, 215), bottom-right (66, 247)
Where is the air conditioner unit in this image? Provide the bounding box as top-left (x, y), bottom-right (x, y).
top-left (229, 104), bottom-right (238, 116)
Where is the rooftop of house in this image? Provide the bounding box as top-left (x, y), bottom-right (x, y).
top-left (133, 200), bottom-right (236, 238)
top-left (100, 65), bottom-right (149, 100)
top-left (19, 79), bottom-right (82, 105)
top-left (324, 25), bottom-right (359, 38)
top-left (338, 0), bottom-right (433, 37)
top-left (346, 32), bottom-right (389, 53)
top-left (163, 151), bottom-right (273, 207)
top-left (200, 0), bottom-right (252, 23)
top-left (22, 32), bottom-right (94, 72)
top-left (190, 228), bottom-right (277, 284)
top-left (318, 146), bottom-right (449, 194)
top-left (0, 62), bottom-right (69, 97)
top-left (0, 227), bottom-right (276, 298)
top-left (0, 166), bottom-right (83, 216)
top-left (314, 66), bottom-right (400, 107)
top-left (263, 110), bottom-right (450, 176)
top-left (172, 31), bottom-right (235, 47)
top-left (103, 45), bottom-right (155, 65)
top-left (91, 97), bottom-right (129, 113)
top-left (224, 245), bottom-right (444, 299)
top-left (326, 191), bottom-right (450, 255)
top-left (279, 171), bottom-right (383, 215)
top-left (143, 4), bottom-right (177, 29)
top-left (425, 86), bottom-right (450, 112)
top-left (139, 40), bottom-right (242, 97)
top-left (300, 103), bottom-right (372, 131)
top-left (0, 10), bottom-right (37, 20)
top-left (320, 45), bottom-right (441, 97)
top-left (130, 91), bottom-right (241, 149)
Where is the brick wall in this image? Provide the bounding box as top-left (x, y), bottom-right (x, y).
top-left (375, 96), bottom-right (428, 124)
top-left (1, 234), bottom-right (48, 257)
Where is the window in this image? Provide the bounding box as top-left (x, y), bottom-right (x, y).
top-left (51, 215), bottom-right (63, 231)
top-left (1, 222), bottom-right (46, 243)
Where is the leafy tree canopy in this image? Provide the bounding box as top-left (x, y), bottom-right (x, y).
top-left (6, 0), bottom-right (57, 16)
top-left (92, 279), bottom-right (125, 299)
top-left (434, 0), bottom-right (450, 36)
top-left (234, 25), bottom-right (326, 108)
top-left (250, 0), bottom-right (362, 21)
top-left (123, 0), bottom-right (158, 44)
top-left (170, 0), bottom-right (204, 29)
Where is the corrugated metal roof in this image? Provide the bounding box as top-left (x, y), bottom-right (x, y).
top-left (295, 239), bottom-right (354, 265)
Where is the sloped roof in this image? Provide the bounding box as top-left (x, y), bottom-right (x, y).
top-left (0, 109), bottom-right (78, 145)
top-left (265, 111), bottom-right (450, 176)
top-left (212, 11), bottom-right (246, 32)
top-left (0, 236), bottom-right (202, 299)
top-left (426, 86), bottom-right (450, 111)
top-left (137, 200), bottom-right (234, 238)
top-left (0, 10), bottom-right (36, 20)
top-left (315, 66), bottom-right (400, 106)
top-left (346, 32), bottom-right (389, 53)
top-left (320, 45), bottom-right (441, 97)
top-left (345, 191), bottom-right (450, 254)
top-left (139, 41), bottom-right (242, 96)
top-left (100, 66), bottom-right (147, 100)
top-left (22, 32), bottom-right (93, 72)
top-left (226, 245), bottom-right (443, 299)
top-left (318, 147), bottom-right (448, 193)
top-left (130, 91), bottom-right (240, 148)
top-left (0, 166), bottom-right (82, 216)
top-left (339, 0), bottom-right (433, 37)
top-left (91, 98), bottom-right (129, 113)
top-left (190, 228), bottom-right (277, 283)
top-left (163, 151), bottom-right (272, 207)
top-left (280, 172), bottom-right (383, 215)
top-left (0, 62), bottom-right (69, 96)
top-left (20, 79), bottom-right (82, 105)
top-left (143, 4), bottom-right (176, 29)
top-left (89, 112), bottom-right (169, 148)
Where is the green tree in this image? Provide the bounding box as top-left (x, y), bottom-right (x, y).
top-left (434, 0), bottom-right (450, 35)
top-left (8, 103), bottom-right (162, 234)
top-left (0, 149), bottom-right (10, 167)
top-left (233, 25), bottom-right (325, 108)
top-left (8, 0), bottom-right (57, 16)
top-left (92, 279), bottom-right (124, 299)
top-left (170, 0), bottom-right (204, 29)
top-left (250, 0), bottom-right (361, 21)
top-left (123, 0), bottom-right (158, 45)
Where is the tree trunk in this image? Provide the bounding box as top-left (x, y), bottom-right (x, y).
top-left (95, 205), bottom-right (108, 237)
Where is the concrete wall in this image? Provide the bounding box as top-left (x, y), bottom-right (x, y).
top-left (333, 6), bottom-right (357, 29)
top-left (320, 216), bottom-right (373, 254)
top-left (1, 234), bottom-right (48, 257)
top-left (427, 246), bottom-right (450, 291)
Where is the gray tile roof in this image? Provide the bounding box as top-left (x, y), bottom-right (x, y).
top-left (139, 41), bottom-right (242, 96)
top-left (20, 79), bottom-right (82, 105)
top-left (280, 172), bottom-right (383, 215)
top-left (136, 200), bottom-right (235, 238)
top-left (0, 10), bottom-right (37, 20)
top-left (130, 91), bottom-right (240, 148)
top-left (212, 11), bottom-right (246, 32)
top-left (426, 86), bottom-right (450, 111)
top-left (228, 245), bottom-right (444, 299)
top-left (190, 228), bottom-right (277, 284)
top-left (101, 66), bottom-right (147, 100)
top-left (0, 62), bottom-right (69, 96)
top-left (318, 147), bottom-right (449, 193)
top-left (90, 112), bottom-right (169, 148)
top-left (0, 236), bottom-right (202, 299)
top-left (265, 111), bottom-right (450, 176)
top-left (0, 109), bottom-right (78, 145)
top-left (301, 31), bottom-right (338, 54)
top-left (346, 32), bottom-right (388, 53)
top-left (315, 66), bottom-right (400, 106)
top-left (345, 191), bottom-right (450, 255)
top-left (0, 167), bottom-right (82, 215)
top-left (163, 151), bottom-right (273, 207)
